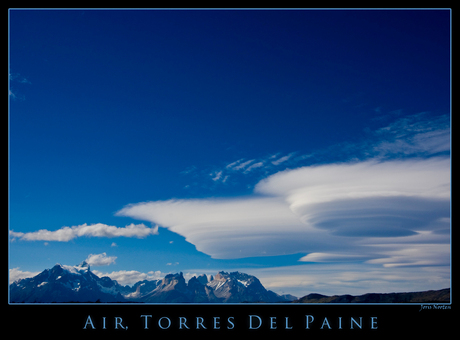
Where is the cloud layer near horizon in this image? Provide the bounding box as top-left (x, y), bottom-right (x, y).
top-left (117, 157), bottom-right (450, 268)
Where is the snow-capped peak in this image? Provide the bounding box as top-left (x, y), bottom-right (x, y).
top-left (59, 261), bottom-right (90, 275)
top-left (77, 260), bottom-right (90, 270)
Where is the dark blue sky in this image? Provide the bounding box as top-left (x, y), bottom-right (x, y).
top-left (9, 9), bottom-right (450, 296)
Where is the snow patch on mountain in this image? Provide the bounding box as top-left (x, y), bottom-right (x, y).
top-left (237, 279), bottom-right (249, 287)
top-left (60, 261), bottom-right (90, 275)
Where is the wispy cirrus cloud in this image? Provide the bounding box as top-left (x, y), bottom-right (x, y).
top-left (232, 159), bottom-right (255, 171)
top-left (10, 223), bottom-right (159, 242)
top-left (372, 113), bottom-right (450, 157)
top-left (244, 161), bottom-right (264, 173)
top-left (206, 153), bottom-right (300, 185)
top-left (295, 113), bottom-right (450, 164)
top-left (192, 113), bottom-right (449, 191)
top-left (271, 153), bottom-right (295, 165)
top-left (225, 159), bottom-right (245, 170)
top-left (9, 72), bottom-right (31, 100)
top-left (9, 73), bottom-right (31, 84)
top-left (210, 170), bottom-right (223, 181)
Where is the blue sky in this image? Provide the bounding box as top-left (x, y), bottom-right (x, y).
top-left (9, 9), bottom-right (450, 297)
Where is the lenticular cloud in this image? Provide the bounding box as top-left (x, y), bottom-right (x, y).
top-left (255, 157), bottom-right (450, 237)
top-left (118, 157), bottom-right (450, 263)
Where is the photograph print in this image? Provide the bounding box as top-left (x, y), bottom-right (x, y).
top-left (9, 8), bottom-right (451, 312)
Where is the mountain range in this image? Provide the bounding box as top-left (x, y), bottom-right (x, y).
top-left (9, 262), bottom-right (296, 303)
top-left (10, 262), bottom-right (449, 303)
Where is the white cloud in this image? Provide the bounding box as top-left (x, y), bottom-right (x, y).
top-left (85, 253), bottom-right (117, 266)
top-left (256, 157), bottom-right (449, 204)
top-left (9, 268), bottom-right (40, 284)
top-left (244, 162), bottom-right (264, 173)
top-left (9, 73), bottom-right (30, 101)
top-left (9, 89), bottom-right (17, 99)
top-left (271, 153), bottom-right (294, 165)
top-left (233, 159), bottom-right (255, 171)
top-left (365, 242), bottom-right (450, 268)
top-left (299, 252), bottom-right (369, 262)
top-left (117, 196), bottom-right (315, 259)
top-left (93, 269), bottom-right (165, 286)
top-left (180, 166), bottom-right (197, 175)
top-left (374, 128), bottom-right (450, 156)
top-left (10, 223), bottom-right (159, 242)
top-left (9, 73), bottom-right (31, 84)
top-left (226, 159), bottom-right (245, 169)
top-left (294, 153), bottom-right (314, 162)
top-left (9, 230), bottom-right (24, 239)
top-left (196, 152), bottom-right (311, 187)
top-left (211, 170), bottom-right (223, 181)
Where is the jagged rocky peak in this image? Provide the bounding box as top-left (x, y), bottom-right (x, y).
top-left (196, 274), bottom-right (209, 285)
top-left (214, 271), bottom-right (229, 280)
top-left (160, 272), bottom-right (187, 290)
top-left (187, 276), bottom-right (201, 288)
top-left (77, 260), bottom-right (90, 271)
top-left (231, 271), bottom-right (248, 278)
top-left (163, 272), bottom-right (184, 283)
top-left (53, 263), bottom-right (64, 270)
top-left (211, 271), bottom-right (255, 286)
